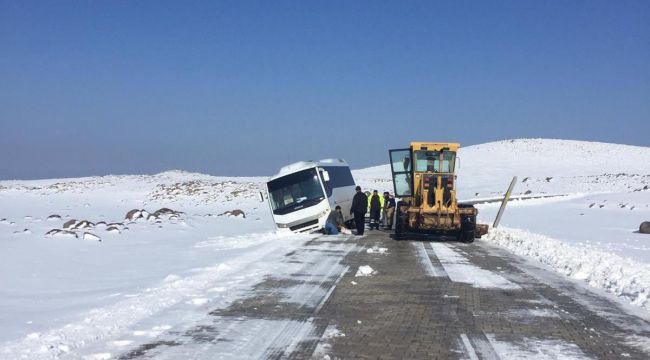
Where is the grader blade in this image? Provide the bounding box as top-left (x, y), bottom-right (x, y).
top-left (475, 223), bottom-right (489, 238)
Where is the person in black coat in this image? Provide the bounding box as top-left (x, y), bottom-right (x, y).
top-left (350, 186), bottom-right (368, 235)
top-left (369, 190), bottom-right (382, 230)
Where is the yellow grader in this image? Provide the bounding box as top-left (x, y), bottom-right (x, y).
top-left (388, 142), bottom-right (488, 242)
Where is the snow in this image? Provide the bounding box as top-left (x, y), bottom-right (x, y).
top-left (515, 308), bottom-right (560, 318)
top-left (354, 139), bottom-right (650, 199)
top-left (312, 325), bottom-right (345, 358)
top-left (430, 243), bottom-right (521, 290)
top-left (111, 340), bottom-right (133, 347)
top-left (82, 232), bottom-right (101, 242)
top-left (84, 353), bottom-right (112, 360)
top-left (366, 246), bottom-right (388, 254)
top-left (1, 138), bottom-right (649, 357)
top-left (486, 334), bottom-right (590, 359)
top-left (148, 318), bottom-right (315, 360)
top-left (477, 191), bottom-right (650, 263)
top-left (0, 171), bottom-right (299, 357)
top-left (627, 335), bottom-right (650, 354)
top-left (1, 230), bottom-right (309, 359)
top-left (484, 227), bottom-right (650, 311)
top-left (188, 298), bottom-right (209, 306)
top-left (415, 241), bottom-right (447, 277)
top-left (355, 265), bottom-right (375, 277)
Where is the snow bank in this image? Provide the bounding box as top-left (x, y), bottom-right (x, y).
top-left (484, 227), bottom-right (650, 311)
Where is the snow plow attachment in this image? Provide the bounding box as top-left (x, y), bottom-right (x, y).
top-left (476, 223), bottom-right (489, 238)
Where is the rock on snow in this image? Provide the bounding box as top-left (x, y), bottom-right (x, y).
top-left (83, 232), bottom-right (101, 242)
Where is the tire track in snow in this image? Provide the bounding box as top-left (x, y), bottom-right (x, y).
top-left (414, 241), bottom-right (448, 278)
top-left (117, 236), bottom-right (358, 360)
top-left (430, 242), bottom-right (521, 290)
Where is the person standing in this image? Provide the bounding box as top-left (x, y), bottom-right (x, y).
top-left (350, 186), bottom-right (368, 235)
top-left (369, 190), bottom-right (382, 230)
top-left (383, 192), bottom-right (396, 230)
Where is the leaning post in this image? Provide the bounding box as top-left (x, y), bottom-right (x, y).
top-left (493, 176), bottom-right (517, 228)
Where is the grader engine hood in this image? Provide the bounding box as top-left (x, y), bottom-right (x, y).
top-left (421, 174), bottom-right (455, 210)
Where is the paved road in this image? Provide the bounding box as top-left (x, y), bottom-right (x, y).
top-left (116, 231), bottom-right (650, 359)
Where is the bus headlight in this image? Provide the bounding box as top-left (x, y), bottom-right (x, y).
top-left (277, 223), bottom-right (289, 228)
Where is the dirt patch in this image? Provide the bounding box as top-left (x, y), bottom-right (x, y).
top-left (118, 340), bottom-right (181, 359)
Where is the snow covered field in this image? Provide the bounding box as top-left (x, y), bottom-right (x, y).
top-left (0, 171), bottom-right (312, 358)
top-left (1, 138), bottom-right (649, 358)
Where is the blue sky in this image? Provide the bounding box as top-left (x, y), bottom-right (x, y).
top-left (1, 0), bottom-right (648, 179)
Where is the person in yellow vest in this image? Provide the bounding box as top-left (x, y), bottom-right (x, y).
top-left (367, 190), bottom-right (385, 211)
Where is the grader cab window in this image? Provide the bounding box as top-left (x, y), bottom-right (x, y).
top-left (415, 151), bottom-right (456, 173)
top-left (389, 148), bottom-right (413, 197)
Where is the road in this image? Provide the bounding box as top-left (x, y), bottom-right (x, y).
top-left (111, 231), bottom-right (650, 360)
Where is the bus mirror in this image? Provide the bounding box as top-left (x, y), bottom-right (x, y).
top-left (322, 170), bottom-right (330, 182)
top-left (258, 191), bottom-right (264, 203)
top-left (456, 157), bottom-right (460, 170)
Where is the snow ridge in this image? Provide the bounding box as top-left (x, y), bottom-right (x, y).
top-left (484, 227), bottom-right (650, 311)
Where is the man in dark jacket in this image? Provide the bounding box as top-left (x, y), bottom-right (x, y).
top-left (350, 186), bottom-right (368, 235)
top-left (369, 190), bottom-right (381, 230)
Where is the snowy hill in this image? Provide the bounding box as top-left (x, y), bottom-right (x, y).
top-left (353, 138), bottom-right (650, 199)
top-left (0, 170), bottom-right (275, 353)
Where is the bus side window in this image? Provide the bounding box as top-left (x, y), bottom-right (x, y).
top-left (320, 170), bottom-right (333, 197)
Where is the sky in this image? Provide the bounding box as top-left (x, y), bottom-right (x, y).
top-left (1, 0), bottom-right (649, 180)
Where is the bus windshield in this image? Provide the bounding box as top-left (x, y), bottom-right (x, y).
top-left (267, 168), bottom-right (325, 215)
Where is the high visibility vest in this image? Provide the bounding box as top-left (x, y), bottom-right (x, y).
top-left (367, 194), bottom-right (385, 210)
